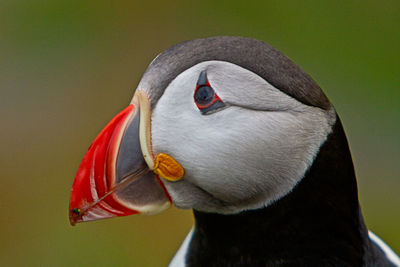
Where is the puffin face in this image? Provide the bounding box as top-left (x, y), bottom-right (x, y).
top-left (149, 61), bottom-right (336, 213)
top-left (69, 36), bottom-right (337, 224)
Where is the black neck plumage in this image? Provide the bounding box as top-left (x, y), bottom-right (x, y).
top-left (186, 117), bottom-right (369, 266)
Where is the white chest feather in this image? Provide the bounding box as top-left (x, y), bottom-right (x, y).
top-left (169, 228), bottom-right (194, 267)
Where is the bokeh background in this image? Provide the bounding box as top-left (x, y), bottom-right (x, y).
top-left (1, 0), bottom-right (399, 266)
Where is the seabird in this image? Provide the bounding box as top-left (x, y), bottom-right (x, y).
top-left (69, 36), bottom-right (400, 266)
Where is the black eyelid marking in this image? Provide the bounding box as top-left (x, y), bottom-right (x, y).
top-left (197, 70), bottom-right (208, 86)
top-left (199, 101), bottom-right (226, 115)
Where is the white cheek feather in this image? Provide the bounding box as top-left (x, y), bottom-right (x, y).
top-left (150, 61), bottom-right (336, 213)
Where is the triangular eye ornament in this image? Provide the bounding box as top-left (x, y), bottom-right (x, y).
top-left (194, 71), bottom-right (225, 115)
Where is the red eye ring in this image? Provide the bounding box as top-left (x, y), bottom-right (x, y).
top-left (194, 86), bottom-right (222, 109)
top-left (194, 71), bottom-right (225, 114)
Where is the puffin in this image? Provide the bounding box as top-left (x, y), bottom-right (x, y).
top-left (69, 36), bottom-right (400, 266)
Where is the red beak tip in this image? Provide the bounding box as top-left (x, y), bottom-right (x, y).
top-left (69, 208), bottom-right (82, 226)
top-left (69, 219), bottom-right (77, 227)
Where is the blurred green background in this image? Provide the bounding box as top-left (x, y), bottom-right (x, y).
top-left (0, 0), bottom-right (399, 266)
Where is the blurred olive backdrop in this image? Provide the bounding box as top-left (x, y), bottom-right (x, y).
top-left (0, 0), bottom-right (399, 266)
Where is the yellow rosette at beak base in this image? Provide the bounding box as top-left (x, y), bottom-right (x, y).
top-left (153, 153), bottom-right (185, 182)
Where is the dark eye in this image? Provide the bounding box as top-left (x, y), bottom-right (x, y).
top-left (194, 71), bottom-right (225, 115)
top-left (194, 86), bottom-right (215, 106)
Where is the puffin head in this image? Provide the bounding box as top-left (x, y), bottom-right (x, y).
top-left (69, 36), bottom-right (337, 224)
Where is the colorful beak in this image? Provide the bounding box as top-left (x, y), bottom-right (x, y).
top-left (69, 92), bottom-right (171, 225)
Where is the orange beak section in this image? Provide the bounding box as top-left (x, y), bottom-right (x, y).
top-left (69, 102), bottom-right (171, 225)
